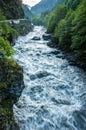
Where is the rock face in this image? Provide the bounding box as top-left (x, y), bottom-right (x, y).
top-left (9, 19), bottom-right (32, 35)
top-left (31, 0), bottom-right (64, 15)
top-left (31, 36), bottom-right (41, 40)
top-left (42, 33), bottom-right (52, 40)
top-left (0, 58), bottom-right (24, 130)
top-left (0, 0), bottom-right (24, 19)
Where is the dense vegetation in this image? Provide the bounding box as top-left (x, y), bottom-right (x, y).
top-left (0, 9), bottom-right (24, 130)
top-left (31, 0), bottom-right (64, 15)
top-left (32, 11), bottom-right (50, 26)
top-left (32, 0), bottom-right (64, 26)
top-left (47, 0), bottom-right (86, 63)
top-left (0, 0), bottom-right (33, 129)
top-left (0, 10), bottom-right (17, 58)
top-left (0, 0), bottom-right (24, 19)
top-left (64, 0), bottom-right (81, 9)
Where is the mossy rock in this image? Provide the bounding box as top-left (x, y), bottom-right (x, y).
top-left (0, 58), bottom-right (24, 130)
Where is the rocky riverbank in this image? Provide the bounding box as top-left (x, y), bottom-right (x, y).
top-left (0, 1), bottom-right (32, 129)
top-left (8, 19), bottom-right (32, 36)
top-left (43, 33), bottom-right (86, 71)
top-left (0, 18), bottom-right (32, 130)
top-left (13, 26), bottom-right (86, 130)
top-left (0, 58), bottom-right (24, 130)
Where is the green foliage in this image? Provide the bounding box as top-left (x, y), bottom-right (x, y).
top-left (33, 11), bottom-right (50, 26)
top-left (47, 0), bottom-right (86, 62)
top-left (0, 10), bottom-right (6, 21)
top-left (0, 58), bottom-right (23, 90)
top-left (0, 0), bottom-right (24, 19)
top-left (0, 10), bottom-right (17, 57)
top-left (54, 10), bottom-right (74, 49)
top-left (0, 98), bottom-right (14, 130)
top-left (33, 16), bottom-right (44, 25)
top-left (0, 37), bottom-right (14, 57)
top-left (64, 0), bottom-right (81, 10)
top-left (47, 4), bottom-right (68, 33)
top-left (71, 0), bottom-right (86, 59)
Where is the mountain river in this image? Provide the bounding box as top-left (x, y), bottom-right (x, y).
top-left (13, 26), bottom-right (86, 130)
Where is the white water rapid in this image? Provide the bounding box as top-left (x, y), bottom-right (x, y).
top-left (13, 26), bottom-right (86, 130)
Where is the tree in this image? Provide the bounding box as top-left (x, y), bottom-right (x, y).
top-left (47, 5), bottom-right (68, 33)
top-left (71, 0), bottom-right (86, 59)
top-left (54, 10), bottom-right (74, 49)
top-left (64, 0), bottom-right (81, 10)
top-left (0, 37), bottom-right (14, 57)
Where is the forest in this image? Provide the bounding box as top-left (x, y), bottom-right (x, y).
top-left (33, 0), bottom-right (86, 65)
top-left (47, 0), bottom-right (86, 63)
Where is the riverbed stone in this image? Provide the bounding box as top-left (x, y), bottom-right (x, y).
top-left (31, 36), bottom-right (41, 40)
top-left (42, 33), bottom-right (52, 40)
top-left (30, 71), bottom-right (50, 80)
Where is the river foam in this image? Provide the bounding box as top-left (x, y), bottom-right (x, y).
top-left (13, 26), bottom-right (86, 130)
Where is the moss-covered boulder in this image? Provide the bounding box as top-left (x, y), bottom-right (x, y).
top-left (0, 58), bottom-right (24, 130)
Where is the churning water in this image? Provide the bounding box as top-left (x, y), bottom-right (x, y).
top-left (13, 26), bottom-right (86, 130)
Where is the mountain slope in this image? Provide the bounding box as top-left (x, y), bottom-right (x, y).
top-left (22, 4), bottom-right (33, 21)
top-left (31, 0), bottom-right (64, 15)
top-left (0, 0), bottom-right (24, 19)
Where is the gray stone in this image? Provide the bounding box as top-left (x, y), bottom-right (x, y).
top-left (42, 33), bottom-right (52, 40)
top-left (31, 36), bottom-right (41, 40)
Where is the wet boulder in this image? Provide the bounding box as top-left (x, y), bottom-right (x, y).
top-left (31, 36), bottom-right (41, 40)
top-left (30, 71), bottom-right (50, 80)
top-left (42, 33), bottom-right (52, 40)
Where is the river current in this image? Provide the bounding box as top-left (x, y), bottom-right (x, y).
top-left (13, 26), bottom-right (86, 130)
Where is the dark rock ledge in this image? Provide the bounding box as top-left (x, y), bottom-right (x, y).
top-left (0, 58), bottom-right (24, 130)
top-left (43, 33), bottom-right (86, 71)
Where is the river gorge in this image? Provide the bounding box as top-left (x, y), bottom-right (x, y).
top-left (13, 26), bottom-right (86, 130)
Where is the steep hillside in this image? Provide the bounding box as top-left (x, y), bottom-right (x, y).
top-left (31, 0), bottom-right (64, 15)
top-left (0, 0), bottom-right (24, 19)
top-left (0, 10), bottom-right (25, 130)
top-left (22, 4), bottom-right (33, 21)
top-left (47, 0), bottom-right (86, 68)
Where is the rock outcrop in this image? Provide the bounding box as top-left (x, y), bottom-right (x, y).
top-left (9, 19), bottom-right (32, 35)
top-left (0, 58), bottom-right (24, 130)
top-left (42, 33), bottom-right (52, 40)
top-left (31, 36), bottom-right (41, 40)
top-left (0, 0), bottom-right (24, 19)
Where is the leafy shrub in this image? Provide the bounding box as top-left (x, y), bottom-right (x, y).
top-left (0, 10), bottom-right (17, 57)
top-left (0, 37), bottom-right (14, 57)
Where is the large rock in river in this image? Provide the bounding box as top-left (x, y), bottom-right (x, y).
top-left (42, 33), bottom-right (52, 40)
top-left (31, 36), bottom-right (41, 40)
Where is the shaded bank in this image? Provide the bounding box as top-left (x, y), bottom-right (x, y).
top-left (0, 58), bottom-right (24, 130)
